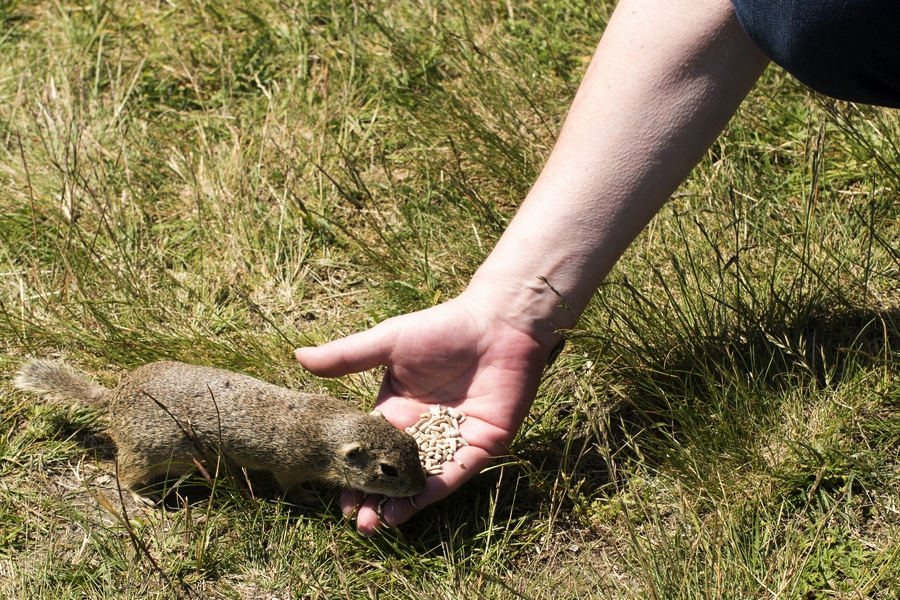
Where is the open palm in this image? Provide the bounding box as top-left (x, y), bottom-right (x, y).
top-left (295, 293), bottom-right (551, 535)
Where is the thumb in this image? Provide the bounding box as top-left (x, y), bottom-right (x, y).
top-left (295, 321), bottom-right (396, 377)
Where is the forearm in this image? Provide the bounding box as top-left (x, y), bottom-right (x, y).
top-left (466, 0), bottom-right (769, 349)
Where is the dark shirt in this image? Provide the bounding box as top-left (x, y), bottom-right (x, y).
top-left (730, 0), bottom-right (900, 108)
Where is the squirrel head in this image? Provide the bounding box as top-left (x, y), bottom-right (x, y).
top-left (335, 413), bottom-right (426, 497)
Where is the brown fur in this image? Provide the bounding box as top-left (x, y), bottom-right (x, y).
top-left (14, 359), bottom-right (426, 503)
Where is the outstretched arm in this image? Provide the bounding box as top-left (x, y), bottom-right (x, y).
top-left (296, 0), bottom-right (769, 535)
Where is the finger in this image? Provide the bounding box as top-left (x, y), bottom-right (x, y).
top-left (339, 488), bottom-right (365, 518)
top-left (355, 495), bottom-right (386, 536)
top-left (340, 489), bottom-right (385, 537)
top-left (381, 445), bottom-right (493, 527)
top-left (381, 496), bottom-right (419, 527)
top-left (415, 445), bottom-right (492, 504)
top-left (295, 321), bottom-right (396, 377)
top-left (342, 446), bottom-right (494, 532)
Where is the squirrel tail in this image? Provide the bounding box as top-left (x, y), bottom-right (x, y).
top-left (13, 359), bottom-right (110, 406)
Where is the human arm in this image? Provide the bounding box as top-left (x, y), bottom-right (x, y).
top-left (295, 0), bottom-right (770, 535)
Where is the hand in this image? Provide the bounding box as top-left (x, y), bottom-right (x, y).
top-left (294, 290), bottom-right (553, 535)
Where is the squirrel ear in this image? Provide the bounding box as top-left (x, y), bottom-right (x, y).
top-left (369, 409), bottom-right (384, 419)
top-left (340, 442), bottom-right (362, 458)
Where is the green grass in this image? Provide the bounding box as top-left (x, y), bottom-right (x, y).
top-left (2, 0), bottom-right (900, 597)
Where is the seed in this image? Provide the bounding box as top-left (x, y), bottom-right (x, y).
top-left (406, 406), bottom-right (469, 476)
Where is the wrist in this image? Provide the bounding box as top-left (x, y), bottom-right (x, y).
top-left (462, 266), bottom-right (580, 352)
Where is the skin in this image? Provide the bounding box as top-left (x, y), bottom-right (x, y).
top-left (295, 0), bottom-right (771, 535)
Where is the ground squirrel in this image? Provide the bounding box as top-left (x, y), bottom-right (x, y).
top-left (14, 359), bottom-right (427, 505)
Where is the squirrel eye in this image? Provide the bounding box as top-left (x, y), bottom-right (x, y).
top-left (380, 464), bottom-right (399, 477)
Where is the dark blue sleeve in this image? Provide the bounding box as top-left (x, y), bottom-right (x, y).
top-left (730, 0), bottom-right (900, 108)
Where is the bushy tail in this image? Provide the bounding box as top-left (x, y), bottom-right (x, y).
top-left (13, 359), bottom-right (110, 406)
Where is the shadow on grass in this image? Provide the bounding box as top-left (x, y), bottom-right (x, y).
top-left (574, 300), bottom-right (900, 502)
top-left (618, 301), bottom-right (900, 407)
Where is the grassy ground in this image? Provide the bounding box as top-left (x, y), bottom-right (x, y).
top-left (2, 0), bottom-right (900, 597)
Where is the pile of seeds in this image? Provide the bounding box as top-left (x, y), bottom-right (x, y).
top-left (406, 406), bottom-right (469, 475)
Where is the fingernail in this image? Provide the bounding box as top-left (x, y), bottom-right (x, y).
top-left (358, 526), bottom-right (376, 538)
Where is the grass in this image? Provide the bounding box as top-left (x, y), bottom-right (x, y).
top-left (2, 0), bottom-right (900, 597)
